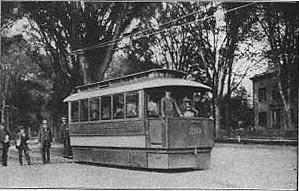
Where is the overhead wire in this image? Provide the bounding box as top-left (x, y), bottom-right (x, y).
top-left (70, 2), bottom-right (256, 55)
top-left (69, 2), bottom-right (222, 54)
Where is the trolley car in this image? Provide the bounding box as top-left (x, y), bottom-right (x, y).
top-left (63, 69), bottom-right (214, 169)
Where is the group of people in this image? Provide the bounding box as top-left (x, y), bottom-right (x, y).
top-left (0, 117), bottom-right (72, 167)
top-left (148, 91), bottom-right (212, 118)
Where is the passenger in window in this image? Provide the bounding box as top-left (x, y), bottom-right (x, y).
top-left (102, 107), bottom-right (111, 119)
top-left (90, 100), bottom-right (99, 121)
top-left (127, 103), bottom-right (137, 117)
top-left (148, 98), bottom-right (159, 116)
top-left (114, 95), bottom-right (124, 119)
top-left (161, 91), bottom-right (183, 118)
top-left (91, 110), bottom-right (99, 120)
top-left (181, 97), bottom-right (198, 117)
top-left (114, 106), bottom-right (124, 118)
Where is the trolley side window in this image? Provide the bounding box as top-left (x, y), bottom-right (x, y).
top-left (126, 92), bottom-right (139, 118)
top-left (101, 96), bottom-right (111, 120)
top-left (147, 94), bottom-right (160, 118)
top-left (90, 98), bottom-right (100, 121)
top-left (113, 94), bottom-right (124, 119)
top-left (80, 99), bottom-right (89, 122)
top-left (71, 101), bottom-right (79, 122)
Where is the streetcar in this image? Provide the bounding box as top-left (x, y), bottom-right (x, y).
top-left (63, 69), bottom-right (214, 169)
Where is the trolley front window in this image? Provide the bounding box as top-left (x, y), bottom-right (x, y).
top-left (90, 98), bottom-right (100, 121)
top-left (71, 101), bottom-right (79, 122)
top-left (101, 96), bottom-right (111, 120)
top-left (113, 94), bottom-right (124, 119)
top-left (126, 92), bottom-right (139, 118)
top-left (80, 99), bottom-right (89, 121)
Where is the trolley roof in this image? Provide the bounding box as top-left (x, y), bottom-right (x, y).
top-left (63, 77), bottom-right (211, 102)
top-left (74, 69), bottom-right (186, 92)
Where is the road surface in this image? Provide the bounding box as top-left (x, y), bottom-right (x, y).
top-left (0, 143), bottom-right (297, 189)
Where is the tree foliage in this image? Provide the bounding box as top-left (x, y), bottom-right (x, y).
top-left (1, 2), bottom-right (158, 124)
top-left (257, 3), bottom-right (298, 129)
top-left (124, 2), bottom-right (257, 136)
top-left (0, 34), bottom-right (51, 134)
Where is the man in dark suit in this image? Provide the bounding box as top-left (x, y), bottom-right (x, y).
top-left (15, 125), bottom-right (31, 165)
top-left (0, 123), bottom-right (10, 166)
top-left (38, 119), bottom-right (52, 164)
top-left (61, 117), bottom-right (72, 158)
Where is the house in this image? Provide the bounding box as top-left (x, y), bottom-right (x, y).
top-left (250, 71), bottom-right (297, 138)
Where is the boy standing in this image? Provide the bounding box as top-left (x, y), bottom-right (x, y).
top-left (15, 126), bottom-right (31, 165)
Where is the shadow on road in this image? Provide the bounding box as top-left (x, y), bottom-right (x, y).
top-left (75, 161), bottom-right (203, 173)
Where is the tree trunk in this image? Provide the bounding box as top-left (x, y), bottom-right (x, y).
top-left (96, 3), bottom-right (128, 82)
top-left (78, 54), bottom-right (90, 84)
top-left (225, 58), bottom-right (233, 136)
top-left (215, 99), bottom-right (222, 140)
top-left (224, 99), bottom-right (231, 136)
top-left (1, 100), bottom-right (5, 124)
top-left (277, 78), bottom-right (293, 129)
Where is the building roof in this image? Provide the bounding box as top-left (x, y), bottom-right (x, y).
top-left (63, 78), bottom-right (211, 102)
top-left (250, 70), bottom-right (278, 81)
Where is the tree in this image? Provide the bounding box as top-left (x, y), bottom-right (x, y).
top-left (1, 2), bottom-right (22, 32)
top-left (19, 2), bottom-right (158, 82)
top-left (257, 3), bottom-right (298, 129)
top-left (125, 2), bottom-right (208, 72)
top-left (125, 2), bottom-right (257, 138)
top-left (222, 86), bottom-right (253, 132)
top-left (0, 34), bottom-right (51, 134)
top-left (2, 2), bottom-right (158, 127)
top-left (1, 35), bottom-right (31, 128)
top-left (105, 52), bottom-right (161, 79)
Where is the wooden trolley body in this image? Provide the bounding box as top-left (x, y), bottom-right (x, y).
top-left (64, 69), bottom-right (214, 169)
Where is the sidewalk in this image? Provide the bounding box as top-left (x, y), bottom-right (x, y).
top-left (7, 141), bottom-right (72, 164)
top-left (216, 137), bottom-right (298, 146)
top-left (9, 140), bottom-right (64, 152)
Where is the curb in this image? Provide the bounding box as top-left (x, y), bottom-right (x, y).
top-left (216, 138), bottom-right (298, 146)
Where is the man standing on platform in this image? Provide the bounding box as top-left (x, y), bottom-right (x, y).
top-left (38, 119), bottom-right (52, 164)
top-left (161, 91), bottom-right (183, 118)
top-left (61, 117), bottom-right (72, 158)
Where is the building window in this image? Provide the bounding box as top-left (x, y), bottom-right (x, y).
top-left (80, 99), bottom-right (89, 122)
top-left (272, 109), bottom-right (281, 128)
top-left (113, 94), bottom-right (124, 119)
top-left (272, 88), bottom-right (280, 101)
top-left (258, 88), bottom-right (267, 102)
top-left (90, 98), bottom-right (100, 121)
top-left (71, 101), bottom-right (79, 122)
top-left (258, 112), bottom-right (267, 126)
top-left (291, 109), bottom-right (297, 123)
top-left (126, 92), bottom-right (139, 118)
top-left (101, 96), bottom-right (111, 120)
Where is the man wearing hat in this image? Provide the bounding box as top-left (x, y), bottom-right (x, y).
top-left (193, 92), bottom-right (203, 117)
top-left (0, 123), bottom-right (10, 166)
top-left (61, 117), bottom-right (72, 158)
top-left (181, 97), bottom-right (198, 117)
top-left (15, 125), bottom-right (31, 165)
top-left (161, 91), bottom-right (183, 118)
top-left (38, 119), bottom-right (53, 164)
